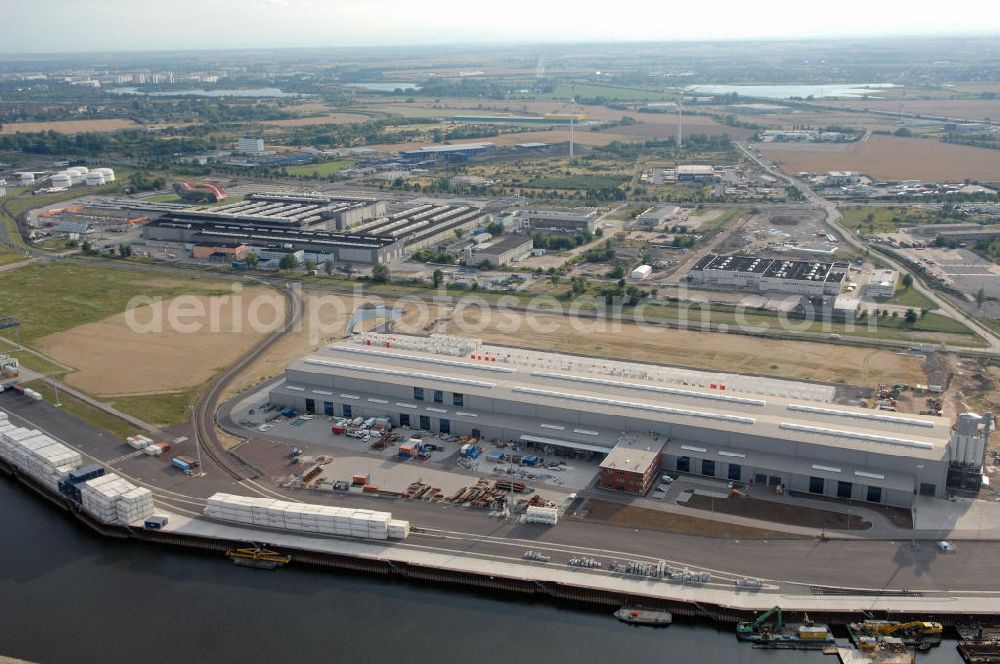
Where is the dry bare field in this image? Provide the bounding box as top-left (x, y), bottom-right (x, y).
top-left (826, 98), bottom-right (1000, 122)
top-left (219, 291), bottom-right (926, 406)
top-left (760, 135), bottom-right (1000, 181)
top-left (760, 110), bottom-right (897, 132)
top-left (220, 293), bottom-right (367, 402)
top-left (38, 289), bottom-right (280, 397)
top-left (439, 308), bottom-right (926, 387)
top-left (0, 119), bottom-right (139, 134)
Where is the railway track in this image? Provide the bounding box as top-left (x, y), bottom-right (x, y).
top-left (189, 279), bottom-right (303, 498)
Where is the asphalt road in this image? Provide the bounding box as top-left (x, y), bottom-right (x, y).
top-left (736, 141), bottom-right (1000, 354)
top-left (5, 391), bottom-right (1000, 597)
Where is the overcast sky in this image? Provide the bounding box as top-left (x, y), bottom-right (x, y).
top-left (4, 0), bottom-right (1000, 53)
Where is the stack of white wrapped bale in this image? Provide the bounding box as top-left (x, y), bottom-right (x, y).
top-left (0, 420), bottom-right (82, 493)
top-left (81, 473), bottom-right (154, 525)
top-left (204, 493), bottom-right (409, 540)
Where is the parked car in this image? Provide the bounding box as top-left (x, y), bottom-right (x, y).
top-left (937, 540), bottom-right (957, 554)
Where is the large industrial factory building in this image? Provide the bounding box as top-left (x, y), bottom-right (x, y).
top-left (688, 254), bottom-right (847, 296)
top-left (268, 334), bottom-right (990, 507)
top-left (143, 193), bottom-right (492, 266)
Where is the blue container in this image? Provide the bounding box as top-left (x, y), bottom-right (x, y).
top-left (144, 516), bottom-right (168, 529)
top-left (58, 480), bottom-right (83, 502)
top-left (171, 458), bottom-right (191, 471)
top-left (231, 261), bottom-right (248, 270)
top-left (280, 407), bottom-right (296, 418)
top-left (68, 464), bottom-right (104, 485)
top-left (522, 455), bottom-right (537, 466)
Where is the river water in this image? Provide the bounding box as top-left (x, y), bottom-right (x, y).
top-left (0, 479), bottom-right (963, 664)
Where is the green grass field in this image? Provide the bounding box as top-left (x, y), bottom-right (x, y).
top-left (524, 174), bottom-right (629, 190)
top-left (285, 160), bottom-right (351, 177)
top-left (884, 284), bottom-right (936, 310)
top-left (0, 262), bottom-right (240, 433)
top-left (25, 380), bottom-right (138, 441)
top-left (0, 250), bottom-right (28, 266)
top-left (4, 186), bottom-right (121, 220)
top-left (112, 390), bottom-right (198, 429)
top-left (0, 262), bottom-right (230, 343)
top-left (3, 349), bottom-right (70, 377)
top-left (840, 206), bottom-right (940, 234)
top-left (699, 207), bottom-right (748, 235)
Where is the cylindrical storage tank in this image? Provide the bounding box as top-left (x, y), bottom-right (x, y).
top-left (51, 173), bottom-right (72, 188)
top-left (65, 167), bottom-right (84, 177)
top-left (19, 173), bottom-right (35, 185)
top-left (94, 167), bottom-right (115, 182)
top-left (74, 166), bottom-right (89, 175)
top-left (85, 173), bottom-right (105, 186)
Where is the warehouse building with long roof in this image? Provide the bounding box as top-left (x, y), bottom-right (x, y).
top-left (267, 334), bottom-right (989, 506)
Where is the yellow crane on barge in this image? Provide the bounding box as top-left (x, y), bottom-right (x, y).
top-left (226, 545), bottom-right (291, 570)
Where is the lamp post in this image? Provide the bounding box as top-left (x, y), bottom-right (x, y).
top-left (188, 403), bottom-right (205, 478)
top-left (911, 463), bottom-right (924, 551)
top-left (49, 373), bottom-right (62, 408)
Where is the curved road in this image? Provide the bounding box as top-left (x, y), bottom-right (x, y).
top-left (737, 141), bottom-right (1000, 354)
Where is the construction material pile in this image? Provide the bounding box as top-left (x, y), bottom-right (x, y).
top-left (446, 479), bottom-right (512, 509)
top-left (204, 493), bottom-right (410, 540)
top-left (404, 480), bottom-right (443, 501)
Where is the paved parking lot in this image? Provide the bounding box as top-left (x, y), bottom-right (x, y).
top-left (229, 392), bottom-right (587, 501)
top-left (898, 246), bottom-right (1000, 318)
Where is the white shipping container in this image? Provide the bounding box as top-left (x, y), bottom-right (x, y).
top-left (525, 506), bottom-right (559, 525)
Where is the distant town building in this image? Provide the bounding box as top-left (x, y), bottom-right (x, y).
top-left (238, 136), bottom-right (265, 154)
top-left (637, 205), bottom-right (680, 225)
top-left (866, 269), bottom-right (899, 298)
top-left (676, 165), bottom-right (716, 183)
top-left (474, 235), bottom-right (533, 266)
top-left (826, 171), bottom-right (861, 185)
top-left (523, 208), bottom-right (598, 234)
top-left (630, 264), bottom-right (653, 280)
top-left (403, 142), bottom-right (495, 161)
